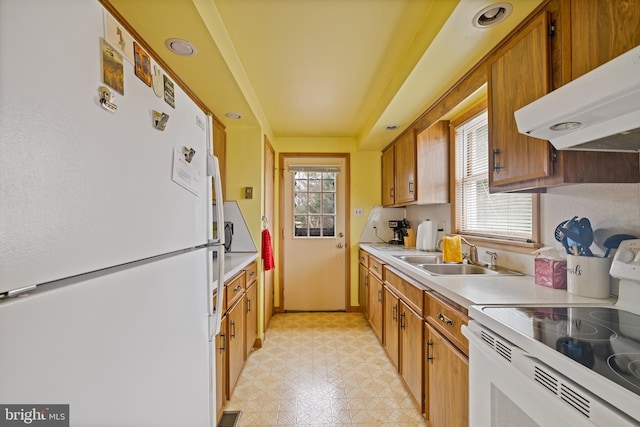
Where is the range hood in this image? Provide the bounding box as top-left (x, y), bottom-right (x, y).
top-left (514, 44), bottom-right (640, 152)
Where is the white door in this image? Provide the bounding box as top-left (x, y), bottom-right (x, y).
top-left (282, 157), bottom-right (347, 311)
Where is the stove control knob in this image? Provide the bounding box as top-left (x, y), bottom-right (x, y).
top-left (617, 248), bottom-right (635, 264)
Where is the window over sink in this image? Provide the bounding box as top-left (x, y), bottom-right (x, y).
top-left (453, 106), bottom-right (536, 244)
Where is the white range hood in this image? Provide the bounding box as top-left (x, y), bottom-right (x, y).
top-left (514, 44), bottom-right (640, 152)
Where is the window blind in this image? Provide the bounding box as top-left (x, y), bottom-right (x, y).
top-left (454, 111), bottom-right (533, 241)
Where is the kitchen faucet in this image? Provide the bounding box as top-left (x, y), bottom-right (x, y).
top-left (459, 236), bottom-right (478, 264)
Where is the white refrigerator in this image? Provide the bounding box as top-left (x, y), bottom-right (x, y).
top-left (0, 1), bottom-right (226, 425)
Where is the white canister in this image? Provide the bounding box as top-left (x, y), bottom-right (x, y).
top-left (567, 255), bottom-right (612, 298)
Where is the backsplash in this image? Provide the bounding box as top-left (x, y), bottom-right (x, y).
top-left (406, 183), bottom-right (640, 276)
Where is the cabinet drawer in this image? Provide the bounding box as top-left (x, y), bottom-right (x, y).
top-left (384, 267), bottom-right (423, 315)
top-left (225, 272), bottom-right (246, 309)
top-left (359, 250), bottom-right (369, 268)
top-left (426, 293), bottom-right (468, 355)
top-left (368, 256), bottom-right (384, 280)
top-left (245, 261), bottom-right (258, 285)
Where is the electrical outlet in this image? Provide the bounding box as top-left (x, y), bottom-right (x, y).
top-left (354, 208), bottom-right (363, 217)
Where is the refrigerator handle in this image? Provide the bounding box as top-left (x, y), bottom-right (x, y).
top-left (208, 148), bottom-right (226, 340)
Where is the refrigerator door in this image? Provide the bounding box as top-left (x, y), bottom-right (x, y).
top-left (0, 249), bottom-right (213, 427)
top-left (0, 0), bottom-right (210, 294)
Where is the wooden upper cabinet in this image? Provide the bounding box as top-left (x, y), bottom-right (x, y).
top-left (487, 0), bottom-right (639, 192)
top-left (212, 117), bottom-right (226, 202)
top-left (488, 12), bottom-right (552, 188)
top-left (381, 146), bottom-right (395, 206)
top-left (381, 130), bottom-right (417, 206)
top-left (394, 131), bottom-right (416, 205)
top-left (417, 121), bottom-right (449, 204)
top-left (570, 0), bottom-right (640, 80)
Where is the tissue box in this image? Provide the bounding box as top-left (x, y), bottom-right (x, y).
top-left (534, 258), bottom-right (567, 289)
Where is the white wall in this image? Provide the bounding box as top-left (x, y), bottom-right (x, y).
top-left (406, 182), bottom-right (640, 276)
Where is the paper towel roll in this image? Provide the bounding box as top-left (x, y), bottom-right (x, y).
top-left (416, 223), bottom-right (425, 250)
top-left (421, 220), bottom-right (434, 251)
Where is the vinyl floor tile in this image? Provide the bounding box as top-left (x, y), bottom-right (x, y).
top-left (226, 312), bottom-right (426, 426)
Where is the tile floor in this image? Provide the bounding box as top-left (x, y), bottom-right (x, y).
top-left (226, 312), bottom-right (427, 426)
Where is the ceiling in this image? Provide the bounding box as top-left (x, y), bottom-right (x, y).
top-left (107, 0), bottom-right (543, 151)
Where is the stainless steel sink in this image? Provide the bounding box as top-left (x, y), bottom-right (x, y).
top-left (393, 254), bottom-right (442, 264)
top-left (393, 254), bottom-right (523, 276)
top-left (419, 264), bottom-right (499, 275)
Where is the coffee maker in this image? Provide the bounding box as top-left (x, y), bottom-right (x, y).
top-left (388, 219), bottom-right (410, 245)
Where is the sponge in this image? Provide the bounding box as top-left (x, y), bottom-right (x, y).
top-left (442, 235), bottom-right (463, 263)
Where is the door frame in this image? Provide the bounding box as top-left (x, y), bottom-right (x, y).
top-left (262, 136), bottom-right (275, 333)
top-left (278, 152), bottom-right (351, 312)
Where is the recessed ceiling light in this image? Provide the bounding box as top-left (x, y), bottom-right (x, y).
top-left (384, 125), bottom-right (398, 130)
top-left (225, 112), bottom-right (243, 120)
top-left (472, 3), bottom-right (513, 28)
top-left (165, 38), bottom-right (197, 56)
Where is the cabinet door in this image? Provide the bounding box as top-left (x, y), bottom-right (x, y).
top-left (381, 146), bottom-right (395, 206)
top-left (426, 322), bottom-right (468, 427)
top-left (215, 314), bottom-right (227, 421)
top-left (400, 300), bottom-right (423, 411)
top-left (245, 282), bottom-right (257, 359)
top-left (383, 286), bottom-right (399, 369)
top-left (394, 131), bottom-right (416, 205)
top-left (226, 297), bottom-right (245, 397)
top-left (212, 117), bottom-right (226, 202)
top-left (368, 274), bottom-right (383, 343)
top-left (417, 121), bottom-right (449, 204)
top-left (488, 12), bottom-right (552, 188)
top-left (359, 263), bottom-right (369, 316)
top-left (570, 0), bottom-right (640, 80)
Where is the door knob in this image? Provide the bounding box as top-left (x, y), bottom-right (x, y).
top-left (337, 243), bottom-right (344, 248)
top-left (338, 232), bottom-right (344, 237)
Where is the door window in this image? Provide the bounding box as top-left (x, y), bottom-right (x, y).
top-left (293, 170), bottom-right (337, 237)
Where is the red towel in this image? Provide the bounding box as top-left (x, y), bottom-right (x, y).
top-left (261, 229), bottom-right (275, 271)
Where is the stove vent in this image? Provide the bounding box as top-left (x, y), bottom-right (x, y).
top-left (533, 364), bottom-right (591, 419)
top-left (560, 384), bottom-right (591, 418)
top-left (480, 330), bottom-right (512, 362)
top-left (534, 366), bottom-right (559, 394)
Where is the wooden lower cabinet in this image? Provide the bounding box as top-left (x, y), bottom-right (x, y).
top-left (245, 282), bottom-right (257, 358)
top-left (425, 322), bottom-right (469, 427)
top-left (383, 286), bottom-right (400, 369)
top-left (227, 296), bottom-right (245, 397)
top-left (400, 300), bottom-right (423, 411)
top-left (359, 262), bottom-right (369, 317)
top-left (368, 273), bottom-right (384, 343)
top-left (215, 314), bottom-right (227, 421)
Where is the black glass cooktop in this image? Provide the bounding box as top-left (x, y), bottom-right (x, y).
top-left (483, 306), bottom-right (640, 397)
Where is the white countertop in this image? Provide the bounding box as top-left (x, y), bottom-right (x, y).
top-left (360, 243), bottom-right (614, 310)
top-left (213, 252), bottom-right (259, 286)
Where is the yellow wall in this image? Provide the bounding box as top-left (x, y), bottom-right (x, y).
top-left (225, 125), bottom-right (265, 336)
top-left (224, 130), bottom-right (382, 341)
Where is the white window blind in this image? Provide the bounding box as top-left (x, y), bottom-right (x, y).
top-left (454, 110), bottom-right (533, 241)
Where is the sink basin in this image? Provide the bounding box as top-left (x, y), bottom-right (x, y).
top-left (393, 254), bottom-right (523, 276)
top-left (393, 254), bottom-right (442, 264)
top-left (419, 264), bottom-right (499, 275)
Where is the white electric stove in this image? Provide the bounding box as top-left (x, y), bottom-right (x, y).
top-left (464, 239), bottom-right (640, 426)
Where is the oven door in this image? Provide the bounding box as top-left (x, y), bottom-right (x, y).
top-left (463, 321), bottom-right (636, 427)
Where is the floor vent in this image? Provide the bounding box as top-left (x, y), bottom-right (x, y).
top-left (218, 410), bottom-right (242, 427)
